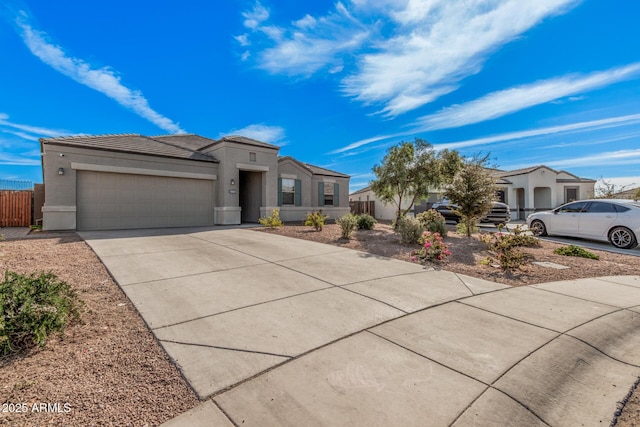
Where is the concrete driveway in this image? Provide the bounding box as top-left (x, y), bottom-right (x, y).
top-left (80, 227), bottom-right (640, 427)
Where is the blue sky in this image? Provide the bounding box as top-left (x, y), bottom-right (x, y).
top-left (1, 0), bottom-right (640, 192)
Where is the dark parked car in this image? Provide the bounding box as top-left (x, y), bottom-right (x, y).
top-left (432, 198), bottom-right (511, 226)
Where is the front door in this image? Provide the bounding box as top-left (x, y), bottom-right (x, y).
top-left (239, 170), bottom-right (262, 223)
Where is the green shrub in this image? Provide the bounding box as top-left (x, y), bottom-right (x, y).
top-left (479, 227), bottom-right (539, 272)
top-left (356, 214), bottom-right (377, 230)
top-left (1, 271), bottom-right (82, 356)
top-left (304, 210), bottom-right (328, 231)
top-left (416, 209), bottom-right (447, 237)
top-left (455, 220), bottom-right (478, 235)
top-left (396, 216), bottom-right (425, 244)
top-left (258, 209), bottom-right (284, 228)
top-left (554, 245), bottom-right (599, 260)
top-left (336, 214), bottom-right (358, 239)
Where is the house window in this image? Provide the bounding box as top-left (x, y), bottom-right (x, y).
top-left (250, 152), bottom-right (256, 162)
top-left (281, 178), bottom-right (295, 205)
top-left (323, 182), bottom-right (334, 206)
top-left (496, 189), bottom-right (506, 203)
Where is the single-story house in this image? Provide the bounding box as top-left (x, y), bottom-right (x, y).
top-left (495, 166), bottom-right (595, 220)
top-left (40, 134), bottom-right (350, 231)
top-left (349, 165), bottom-right (595, 221)
top-left (349, 186), bottom-right (439, 221)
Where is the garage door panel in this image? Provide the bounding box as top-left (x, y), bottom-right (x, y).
top-left (77, 171), bottom-right (214, 230)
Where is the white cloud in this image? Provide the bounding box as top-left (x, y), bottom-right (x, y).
top-left (418, 63), bottom-right (640, 131)
top-left (294, 15), bottom-right (317, 29)
top-left (434, 113), bottom-right (640, 150)
top-left (222, 124), bottom-right (286, 145)
top-left (543, 149), bottom-right (640, 169)
top-left (1, 130), bottom-right (39, 141)
top-left (15, 14), bottom-right (184, 134)
top-left (0, 114), bottom-right (70, 137)
top-left (239, 1), bottom-right (369, 77)
top-left (235, 33), bottom-right (250, 47)
top-left (331, 111), bottom-right (640, 156)
top-left (0, 150), bottom-right (41, 166)
top-left (242, 1), bottom-right (269, 29)
top-left (329, 130), bottom-right (410, 154)
top-left (240, 1), bottom-right (578, 115)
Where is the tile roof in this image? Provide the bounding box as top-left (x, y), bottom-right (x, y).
top-left (215, 135), bottom-right (280, 150)
top-left (278, 156), bottom-right (349, 178)
top-left (303, 163), bottom-right (350, 178)
top-left (498, 165), bottom-right (546, 177)
top-left (150, 134), bottom-right (217, 151)
top-left (349, 186), bottom-right (371, 195)
top-left (41, 134), bottom-right (219, 163)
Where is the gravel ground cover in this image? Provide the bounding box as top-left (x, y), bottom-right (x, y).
top-left (0, 233), bottom-right (199, 427)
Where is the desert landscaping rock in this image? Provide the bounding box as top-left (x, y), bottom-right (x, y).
top-left (0, 236), bottom-right (199, 426)
top-left (532, 261), bottom-right (570, 269)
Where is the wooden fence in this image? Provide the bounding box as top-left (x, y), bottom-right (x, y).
top-left (349, 200), bottom-right (375, 217)
top-left (0, 190), bottom-right (33, 227)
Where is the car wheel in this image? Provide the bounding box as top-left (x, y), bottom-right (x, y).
top-left (608, 227), bottom-right (638, 249)
top-left (529, 220), bottom-right (547, 236)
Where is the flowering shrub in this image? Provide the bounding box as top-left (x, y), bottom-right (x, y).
top-left (478, 225), bottom-right (539, 272)
top-left (412, 231), bottom-right (452, 264)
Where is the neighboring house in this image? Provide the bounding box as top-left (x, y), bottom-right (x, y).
top-left (40, 134), bottom-right (350, 231)
top-left (495, 166), bottom-right (595, 220)
top-left (350, 165), bottom-right (594, 221)
top-left (349, 186), bottom-right (438, 220)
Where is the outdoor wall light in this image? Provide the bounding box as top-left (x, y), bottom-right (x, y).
top-left (58, 167), bottom-right (65, 175)
top-left (230, 179), bottom-right (236, 185)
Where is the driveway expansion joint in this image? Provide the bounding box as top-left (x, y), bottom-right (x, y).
top-left (159, 339), bottom-right (294, 359)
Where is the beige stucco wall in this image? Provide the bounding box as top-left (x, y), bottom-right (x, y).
top-left (504, 167), bottom-right (595, 215)
top-left (41, 144), bottom-right (218, 230)
top-left (205, 141), bottom-right (279, 225)
top-left (277, 159), bottom-right (313, 206)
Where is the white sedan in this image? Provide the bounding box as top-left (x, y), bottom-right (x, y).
top-left (527, 199), bottom-right (640, 249)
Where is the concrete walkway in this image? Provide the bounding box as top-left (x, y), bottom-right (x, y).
top-left (80, 227), bottom-right (640, 427)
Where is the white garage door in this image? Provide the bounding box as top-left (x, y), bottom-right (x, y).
top-left (77, 171), bottom-right (214, 230)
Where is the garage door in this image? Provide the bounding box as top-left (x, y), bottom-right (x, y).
top-left (77, 171), bottom-right (214, 230)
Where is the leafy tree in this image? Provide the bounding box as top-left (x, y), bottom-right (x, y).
top-left (370, 139), bottom-right (463, 226)
top-left (445, 157), bottom-right (497, 237)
